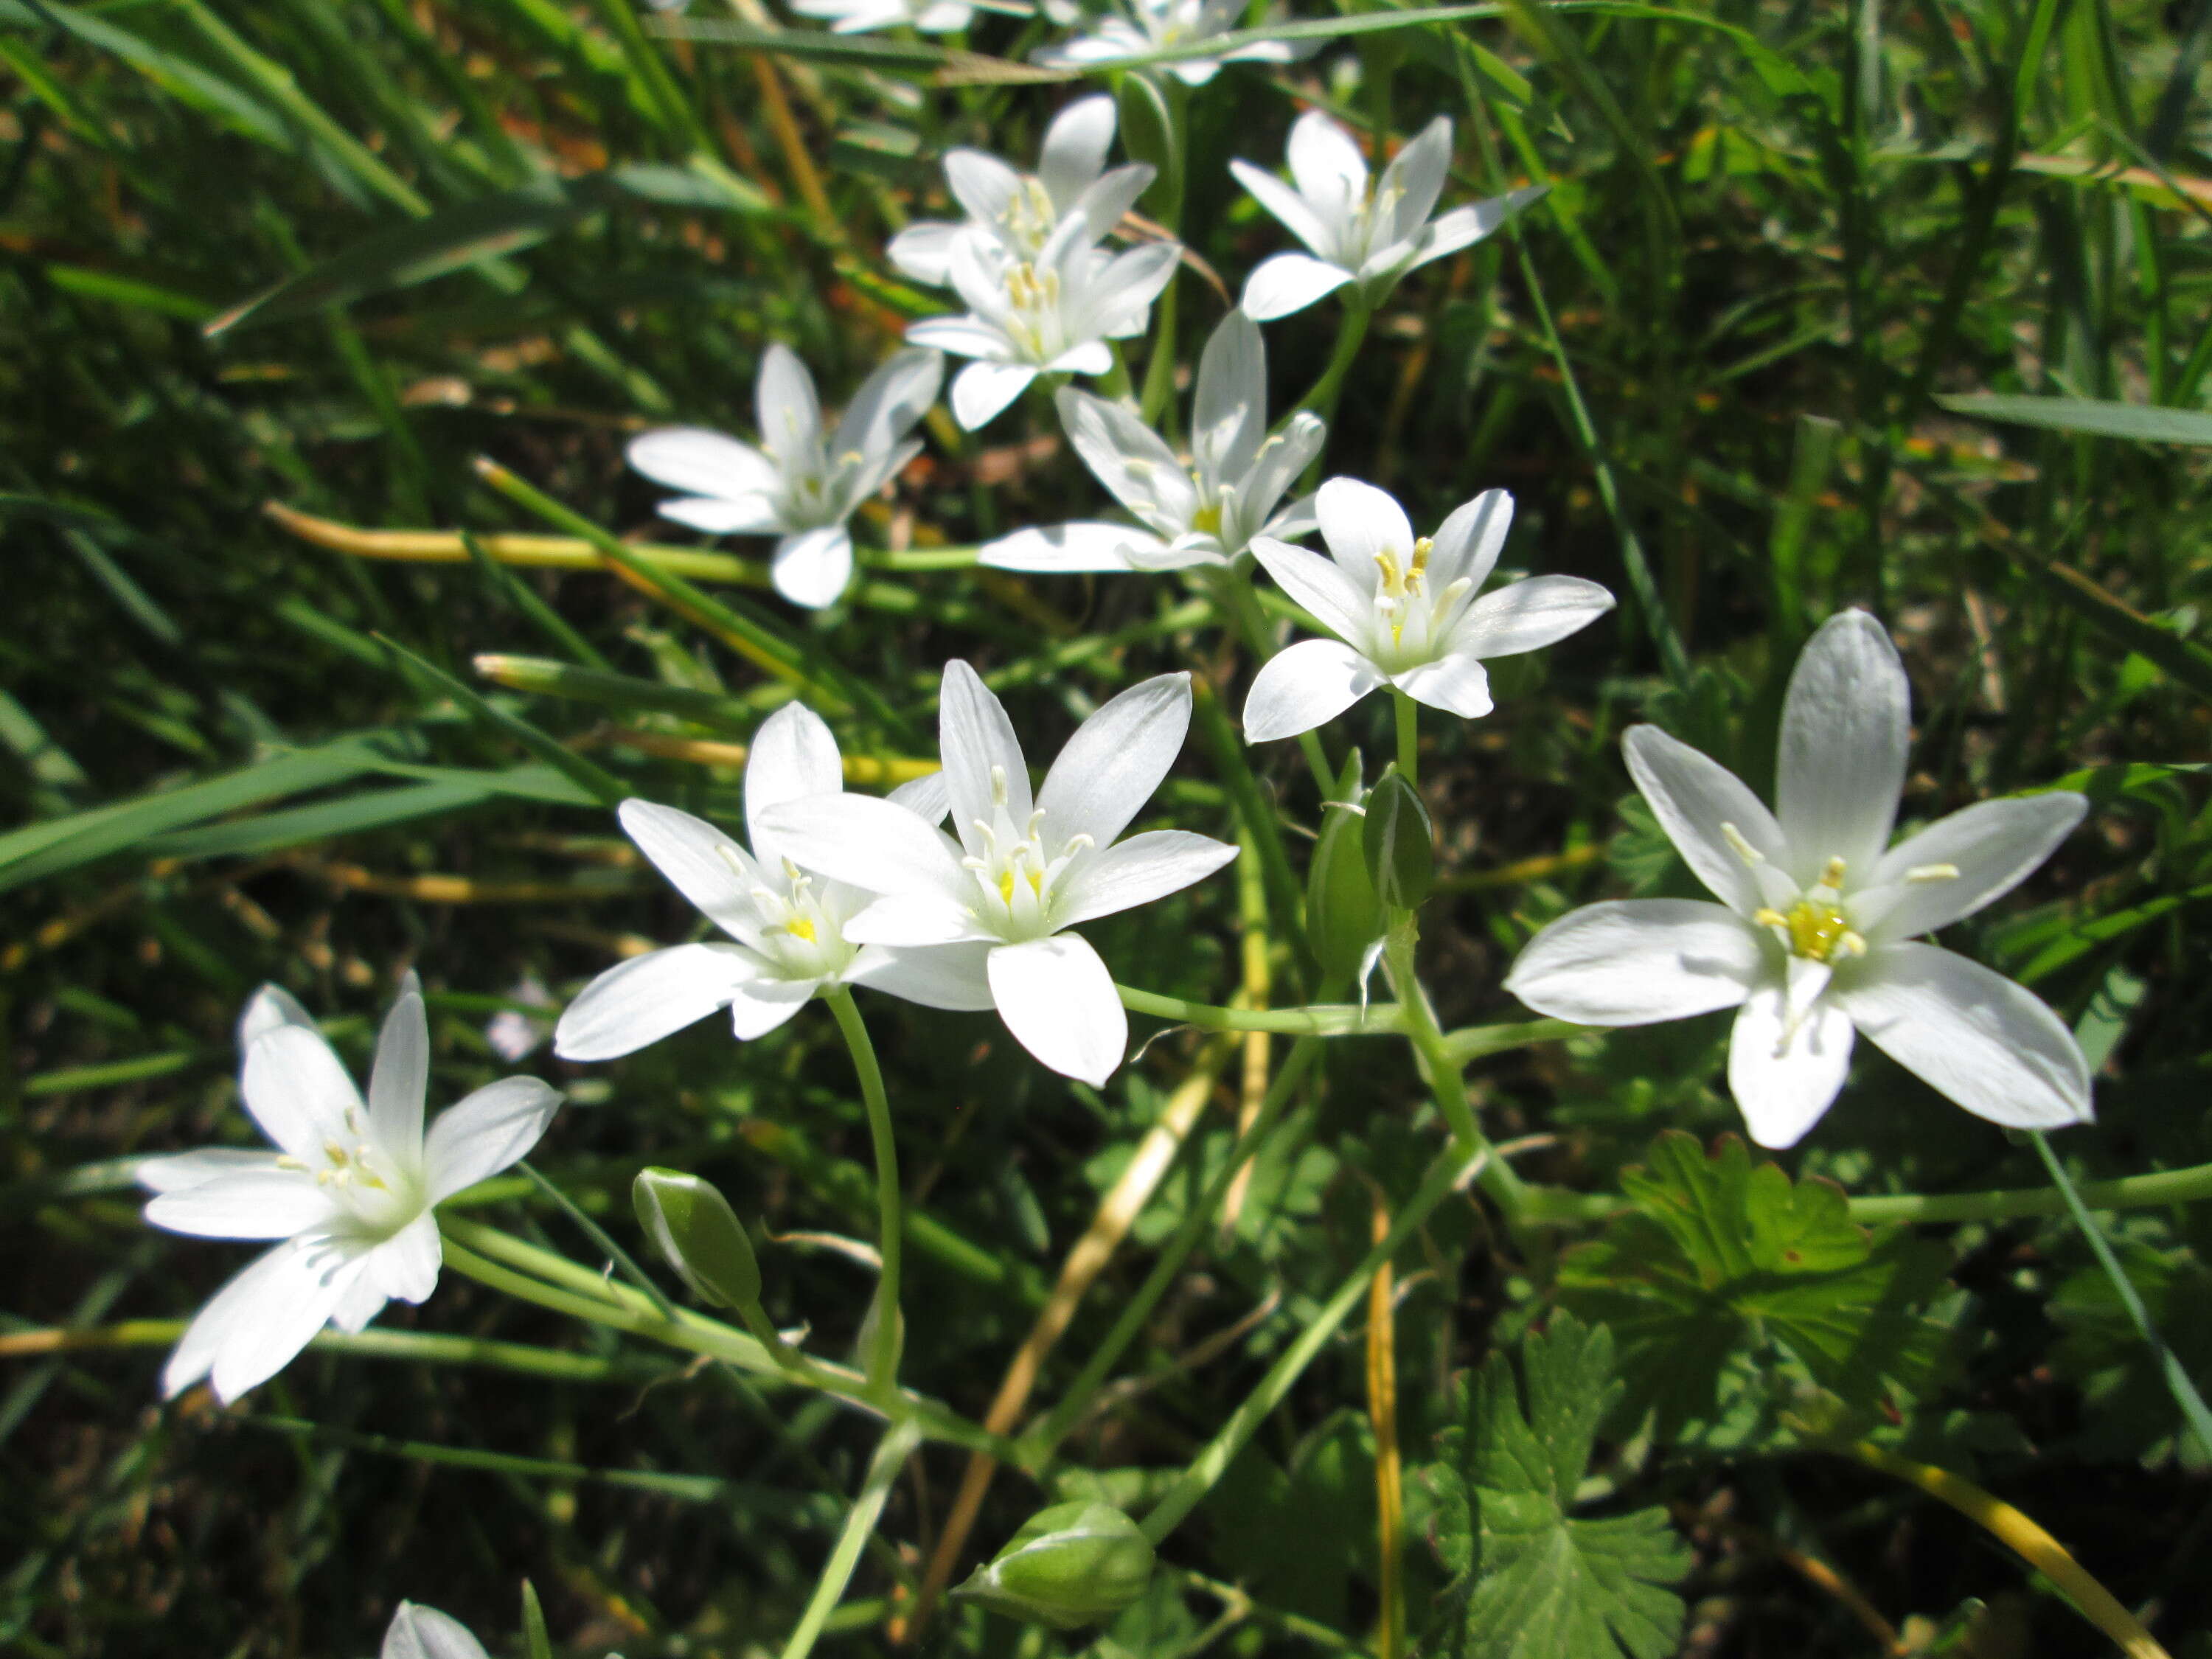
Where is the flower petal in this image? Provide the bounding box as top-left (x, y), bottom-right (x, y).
top-left (145, 1169), bottom-right (338, 1239)
top-left (1243, 638), bottom-right (1385, 741)
top-left (755, 792), bottom-right (973, 903)
top-left (906, 316), bottom-right (1012, 361)
top-left (830, 346), bottom-right (943, 465)
top-left (1503, 899), bottom-right (1764, 1023)
top-left (745, 702), bottom-right (845, 872)
top-left (657, 494), bottom-right (787, 536)
top-left (1192, 308), bottom-right (1266, 482)
top-left (1055, 387), bottom-right (1195, 529)
top-left (367, 1210), bottom-right (442, 1304)
top-left (987, 934), bottom-right (1126, 1085)
top-left (1423, 487), bottom-right (1512, 591)
top-left (1402, 183), bottom-right (1548, 270)
top-left (164, 1231), bottom-right (367, 1402)
top-left (1068, 162), bottom-right (1155, 243)
top-left (1374, 115), bottom-right (1450, 248)
top-left (383, 1604), bottom-right (492, 1659)
top-left (1831, 942), bottom-right (2092, 1128)
top-left (1285, 109), bottom-right (1369, 221)
top-left (844, 891), bottom-right (995, 946)
top-left (850, 942), bottom-right (999, 1011)
top-left (627, 428), bottom-right (779, 500)
top-left (136, 1147), bottom-right (284, 1194)
top-left (1392, 653), bottom-right (1494, 719)
top-left (1315, 476), bottom-right (1415, 594)
top-left (1239, 252), bottom-right (1352, 321)
top-left (951, 361), bottom-right (1037, 428)
top-left (940, 658), bottom-right (1033, 838)
top-left (552, 943), bottom-right (761, 1062)
top-left (727, 978), bottom-right (815, 1040)
top-left (237, 982), bottom-right (316, 1050)
top-left (1776, 609), bottom-right (1910, 884)
top-left (1039, 94), bottom-right (1116, 208)
top-left (980, 521), bottom-right (1161, 571)
top-left (945, 147), bottom-right (1023, 229)
top-left (1728, 979), bottom-right (1855, 1148)
top-left (1238, 420), bottom-right (1327, 543)
top-left (366, 988), bottom-right (428, 1167)
top-left (1858, 793), bottom-right (2088, 942)
top-left (1450, 574), bottom-right (1616, 659)
top-left (1228, 161), bottom-right (1335, 260)
top-left (771, 526), bottom-right (855, 610)
top-left (755, 342), bottom-right (823, 460)
top-left (1621, 725), bottom-right (1789, 917)
top-left (887, 771), bottom-right (950, 824)
top-left (241, 1025), bottom-right (364, 1165)
top-left (1247, 535), bottom-right (1370, 643)
top-left (422, 1077), bottom-right (563, 1203)
top-left (887, 220), bottom-right (963, 285)
top-left (330, 1272), bottom-right (388, 1336)
top-left (618, 799), bottom-right (767, 945)
top-left (1036, 671), bottom-right (1192, 848)
top-left (1052, 830), bottom-right (1237, 929)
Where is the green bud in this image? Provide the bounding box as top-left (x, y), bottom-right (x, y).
top-left (952, 1501), bottom-right (1155, 1630)
top-left (1362, 768), bottom-right (1435, 911)
top-left (1113, 75), bottom-right (1180, 215)
top-left (1307, 759), bottom-right (1387, 983)
top-left (633, 1168), bottom-right (761, 1311)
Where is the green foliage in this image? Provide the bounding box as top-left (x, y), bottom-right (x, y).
top-left (1557, 1133), bottom-right (1951, 1442)
top-left (1423, 1312), bottom-right (1690, 1659)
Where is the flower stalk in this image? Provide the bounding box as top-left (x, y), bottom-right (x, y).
top-left (827, 986), bottom-right (905, 1399)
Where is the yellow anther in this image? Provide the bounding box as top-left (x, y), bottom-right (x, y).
top-left (1410, 536), bottom-right (1432, 579)
top-left (1818, 855), bottom-right (1848, 889)
top-left (1753, 907), bottom-right (1787, 930)
top-left (1779, 900), bottom-right (1855, 963)
top-left (1191, 501), bottom-right (1222, 535)
top-left (1028, 867), bottom-right (1044, 896)
top-left (1374, 547), bottom-right (1405, 595)
top-left (998, 869), bottom-right (1016, 905)
top-left (1906, 863), bottom-right (1960, 884)
top-left (785, 917), bottom-right (818, 942)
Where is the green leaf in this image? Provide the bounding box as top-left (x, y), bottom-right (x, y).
top-left (1936, 393), bottom-right (2212, 447)
top-left (1425, 1312), bottom-right (1690, 1659)
top-left (1556, 1133), bottom-right (1951, 1441)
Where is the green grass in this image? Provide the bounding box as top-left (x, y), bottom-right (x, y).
top-left (4, 0), bottom-right (2212, 1655)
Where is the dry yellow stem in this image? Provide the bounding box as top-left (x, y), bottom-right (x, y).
top-left (1367, 1189), bottom-right (1404, 1659)
top-left (602, 729), bottom-right (939, 785)
top-left (263, 501), bottom-right (765, 585)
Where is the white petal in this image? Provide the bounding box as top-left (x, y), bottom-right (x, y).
top-left (658, 493), bottom-right (787, 536)
top-left (383, 1604), bottom-right (492, 1659)
top-left (1082, 243), bottom-right (1178, 336)
top-left (552, 944), bottom-right (761, 1062)
top-left (1450, 575), bottom-right (1616, 659)
top-left (1238, 418), bottom-right (1327, 540)
top-left (1374, 115), bottom-right (1450, 247)
top-left (980, 521), bottom-right (1160, 571)
top-left (1621, 725), bottom-right (1789, 917)
top-left (1391, 653), bottom-right (1494, 719)
top-left (237, 983), bottom-right (316, 1051)
top-left (1056, 387), bottom-right (1195, 528)
top-left (1036, 671), bottom-right (1192, 848)
top-left (1285, 109), bottom-right (1369, 219)
top-left (1068, 163), bottom-right (1155, 244)
top-left (240, 1025), bottom-right (364, 1165)
top-left (940, 659), bottom-right (1032, 839)
top-left (1858, 793), bottom-right (2088, 942)
top-left (1412, 183), bottom-right (1548, 276)
top-left (1423, 489), bottom-right (1512, 591)
top-left (755, 793), bottom-right (973, 902)
top-left (137, 1147), bottom-right (283, 1194)
top-left (727, 978), bottom-right (815, 1040)
top-left (745, 703), bottom-right (845, 872)
top-left (755, 342), bottom-right (823, 460)
top-left (367, 1211), bottom-right (442, 1304)
top-left (844, 891), bottom-right (995, 946)
top-left (912, 2), bottom-right (973, 31)
top-left (1193, 308), bottom-right (1267, 481)
top-left (1243, 638), bottom-right (1385, 741)
top-left (1239, 252), bottom-right (1352, 321)
top-left (887, 771), bottom-right (950, 824)
top-left (366, 990), bottom-right (428, 1166)
top-left (1046, 340), bottom-right (1116, 376)
top-left (887, 220), bottom-right (962, 285)
top-left (164, 1231), bottom-right (366, 1402)
top-left (1315, 477), bottom-right (1415, 592)
top-left (987, 934), bottom-right (1126, 1085)
top-left (422, 1077), bottom-right (563, 1203)
top-left (907, 316), bottom-right (1012, 361)
top-left (1052, 830), bottom-right (1237, 929)
top-left (1040, 94), bottom-right (1116, 208)
top-left (1228, 160), bottom-right (1336, 260)
top-left (849, 942), bottom-right (998, 1011)
top-left (771, 526), bottom-right (855, 610)
top-left (1777, 609), bottom-right (1910, 884)
top-left (951, 361), bottom-right (1037, 428)
top-left (145, 1169), bottom-right (338, 1239)
top-left (1504, 900), bottom-right (1764, 1023)
top-left (618, 799), bottom-right (767, 945)
top-left (627, 427), bottom-right (779, 500)
top-left (1728, 979), bottom-right (1855, 1148)
top-left (330, 1273), bottom-right (388, 1336)
top-left (1830, 942), bottom-right (2092, 1129)
top-left (1247, 535), bottom-right (1370, 643)
top-left (944, 147), bottom-right (1023, 229)
top-left (830, 347), bottom-right (944, 464)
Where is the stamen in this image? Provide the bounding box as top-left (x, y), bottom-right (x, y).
top-left (1719, 822), bottom-right (1766, 867)
top-left (1818, 855), bottom-right (1848, 888)
top-left (715, 844), bottom-right (749, 877)
top-left (990, 765), bottom-right (1009, 809)
top-left (275, 1154), bottom-right (306, 1171)
top-left (785, 917), bottom-right (818, 942)
top-left (1753, 906), bottom-right (1787, 930)
top-left (1410, 536), bottom-right (1433, 579)
top-left (1905, 863), bottom-right (1960, 884)
top-left (998, 869), bottom-right (1016, 905)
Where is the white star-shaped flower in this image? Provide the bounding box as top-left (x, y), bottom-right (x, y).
top-left (1230, 110), bottom-right (1545, 321)
top-left (981, 308), bottom-right (1325, 574)
top-left (1505, 610), bottom-right (2095, 1148)
top-left (627, 344), bottom-right (942, 608)
top-left (757, 662), bottom-right (1237, 1085)
top-left (888, 95), bottom-right (1156, 288)
top-left (906, 214), bottom-right (1179, 430)
top-left (1035, 0), bottom-right (1303, 85)
top-left (553, 703), bottom-right (988, 1061)
top-left (792, 0), bottom-right (973, 33)
top-left (1242, 477), bottom-right (1614, 740)
top-left (137, 982), bottom-right (563, 1402)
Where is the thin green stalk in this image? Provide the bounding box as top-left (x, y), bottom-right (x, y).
top-left (1847, 1157), bottom-right (2212, 1224)
top-left (827, 986), bottom-right (903, 1399)
top-left (1211, 568), bottom-right (1335, 799)
top-left (0, 1318), bottom-right (665, 1385)
top-left (779, 1420), bottom-right (920, 1659)
top-left (1391, 688), bottom-right (1419, 785)
top-left (1188, 670), bottom-right (1312, 962)
top-left (2032, 1133), bottom-right (2212, 1457)
top-left (1116, 984), bottom-right (1405, 1036)
top-left (1295, 296), bottom-right (1373, 425)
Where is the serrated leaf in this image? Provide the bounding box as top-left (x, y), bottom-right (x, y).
top-left (1425, 1313), bottom-right (1689, 1659)
top-left (1557, 1133), bottom-right (1950, 1440)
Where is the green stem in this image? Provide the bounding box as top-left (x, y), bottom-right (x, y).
top-left (779, 1421), bottom-right (921, 1659)
top-left (1116, 984), bottom-right (1406, 1036)
top-left (827, 986), bottom-right (904, 1399)
top-left (1211, 568), bottom-right (1337, 799)
top-left (0, 1318), bottom-right (664, 1385)
top-left (1847, 1157), bottom-right (2212, 1224)
top-left (1295, 295), bottom-right (1373, 425)
top-left (2032, 1133), bottom-right (2212, 1457)
top-left (1391, 688), bottom-right (1419, 786)
top-left (1188, 670), bottom-right (1312, 963)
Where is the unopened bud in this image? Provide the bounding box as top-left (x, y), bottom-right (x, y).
top-left (1308, 759), bottom-right (1387, 982)
top-left (1362, 768), bottom-right (1434, 911)
top-left (633, 1168), bottom-right (761, 1311)
top-left (953, 1500), bottom-right (1155, 1629)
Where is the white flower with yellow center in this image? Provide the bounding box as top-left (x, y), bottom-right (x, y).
top-left (627, 344), bottom-right (942, 609)
top-left (136, 982), bottom-right (563, 1402)
top-left (1231, 111), bottom-right (1547, 322)
top-left (757, 661), bottom-right (1237, 1085)
top-left (553, 704), bottom-right (986, 1061)
top-left (1242, 477), bottom-right (1615, 740)
top-left (889, 97), bottom-right (1156, 288)
top-left (1504, 610), bottom-right (2095, 1148)
top-left (1034, 0), bottom-right (1304, 85)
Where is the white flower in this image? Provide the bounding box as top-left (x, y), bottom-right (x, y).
top-left (383, 1602), bottom-right (489, 1659)
top-left (1504, 611), bottom-right (2095, 1150)
top-left (627, 344), bottom-right (942, 608)
top-left (888, 95), bottom-right (1156, 288)
top-left (980, 309), bottom-right (1325, 574)
top-left (1035, 0), bottom-right (1303, 85)
top-left (137, 984), bottom-right (563, 1403)
top-left (907, 215), bottom-right (1180, 430)
top-left (1242, 478), bottom-right (1614, 741)
top-left (757, 662), bottom-right (1237, 1085)
top-left (793, 0), bottom-right (973, 32)
top-left (554, 703), bottom-right (987, 1060)
top-left (1230, 111), bottom-right (1546, 322)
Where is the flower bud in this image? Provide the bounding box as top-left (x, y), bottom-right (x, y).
top-left (1307, 764), bottom-right (1387, 984)
top-left (952, 1500), bottom-right (1155, 1629)
top-left (1362, 768), bottom-right (1435, 911)
top-left (633, 1168), bottom-right (761, 1311)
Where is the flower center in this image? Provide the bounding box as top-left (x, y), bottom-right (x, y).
top-left (961, 764), bottom-right (1092, 942)
top-left (1750, 856), bottom-right (1867, 964)
top-left (276, 1109), bottom-right (415, 1231)
top-left (724, 849), bottom-right (856, 981)
top-left (1001, 177), bottom-right (1060, 254)
top-left (1368, 535), bottom-right (1473, 671)
top-left (1001, 261), bottom-right (1064, 361)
